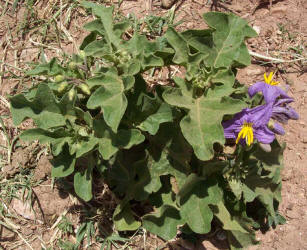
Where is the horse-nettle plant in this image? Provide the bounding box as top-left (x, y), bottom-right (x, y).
top-left (9, 2), bottom-right (298, 249)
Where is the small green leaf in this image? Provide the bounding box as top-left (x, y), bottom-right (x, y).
top-left (93, 118), bottom-right (145, 160)
top-left (143, 205), bottom-right (183, 240)
top-left (20, 128), bottom-right (72, 156)
top-left (74, 165), bottom-right (93, 202)
top-left (113, 201), bottom-right (141, 231)
top-left (138, 103), bottom-right (174, 135)
top-left (51, 146), bottom-right (75, 178)
top-left (211, 201), bottom-right (248, 233)
top-left (26, 58), bottom-right (64, 76)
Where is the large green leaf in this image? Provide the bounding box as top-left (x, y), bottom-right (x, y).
top-left (242, 141), bottom-right (284, 215)
top-left (10, 84), bottom-right (74, 129)
top-left (163, 77), bottom-right (245, 161)
top-left (212, 201), bottom-right (248, 233)
top-left (20, 128), bottom-right (72, 156)
top-left (203, 12), bottom-right (257, 68)
top-left (125, 33), bottom-right (170, 70)
top-left (81, 2), bottom-right (123, 48)
top-left (164, 27), bottom-right (203, 70)
top-left (20, 127), bottom-right (98, 158)
top-left (87, 75), bottom-right (127, 132)
top-left (178, 174), bottom-right (223, 234)
top-left (143, 205), bottom-right (183, 240)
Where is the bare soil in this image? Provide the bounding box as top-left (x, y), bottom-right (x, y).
top-left (0, 0), bottom-right (306, 249)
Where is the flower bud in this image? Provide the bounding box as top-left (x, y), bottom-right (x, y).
top-left (68, 88), bottom-right (75, 101)
top-left (54, 74), bottom-right (65, 82)
top-left (79, 50), bottom-right (86, 60)
top-left (259, 143), bottom-right (271, 152)
top-left (57, 81), bottom-right (68, 93)
top-left (68, 61), bottom-right (77, 70)
top-left (78, 127), bottom-right (88, 137)
top-left (79, 84), bottom-right (91, 95)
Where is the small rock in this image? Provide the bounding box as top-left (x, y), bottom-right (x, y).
top-left (286, 209), bottom-right (300, 219)
top-left (271, 6), bottom-right (287, 15)
top-left (11, 198), bottom-right (38, 221)
top-left (252, 25), bottom-right (261, 35)
top-left (246, 68), bottom-right (263, 76)
top-left (287, 203), bottom-right (294, 210)
top-left (161, 0), bottom-right (177, 9)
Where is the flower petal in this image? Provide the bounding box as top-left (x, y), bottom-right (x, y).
top-left (248, 81), bottom-right (290, 103)
top-left (248, 81), bottom-right (266, 98)
top-left (248, 104), bottom-right (273, 127)
top-left (272, 105), bottom-right (299, 121)
top-left (254, 126), bottom-right (275, 144)
top-left (271, 122), bottom-right (285, 135)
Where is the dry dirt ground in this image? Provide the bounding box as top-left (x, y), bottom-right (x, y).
top-left (0, 0), bottom-right (306, 249)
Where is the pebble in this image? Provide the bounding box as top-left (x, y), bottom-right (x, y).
top-left (252, 25), bottom-right (261, 35)
top-left (246, 68), bottom-right (263, 76)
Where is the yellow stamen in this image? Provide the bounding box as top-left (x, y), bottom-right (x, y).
top-left (236, 122), bottom-right (254, 146)
top-left (263, 72), bottom-right (279, 86)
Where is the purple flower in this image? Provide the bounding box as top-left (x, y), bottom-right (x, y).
top-left (268, 120), bottom-right (285, 135)
top-left (248, 72), bottom-right (290, 103)
top-left (223, 104), bottom-right (275, 146)
top-left (272, 98), bottom-right (299, 124)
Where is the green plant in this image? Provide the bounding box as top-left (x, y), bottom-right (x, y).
top-left (9, 2), bottom-right (292, 249)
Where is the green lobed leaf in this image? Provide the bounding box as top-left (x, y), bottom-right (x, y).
top-left (51, 146), bottom-right (76, 178)
top-left (211, 201), bottom-right (248, 233)
top-left (10, 84), bottom-right (71, 129)
top-left (164, 27), bottom-right (203, 70)
top-left (242, 141), bottom-right (284, 216)
top-left (26, 58), bottom-right (64, 76)
top-left (81, 2), bottom-right (123, 48)
top-left (203, 12), bottom-right (257, 68)
top-left (87, 75), bottom-right (127, 132)
top-left (74, 164), bottom-right (93, 202)
top-left (143, 205), bottom-right (183, 240)
top-left (113, 201), bottom-right (141, 231)
top-left (93, 118), bottom-right (145, 160)
top-left (138, 103), bottom-right (174, 135)
top-left (163, 77), bottom-right (245, 161)
top-left (178, 174), bottom-right (223, 234)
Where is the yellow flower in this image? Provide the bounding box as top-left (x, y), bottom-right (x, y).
top-left (236, 122), bottom-right (254, 146)
top-left (263, 72), bottom-right (279, 86)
